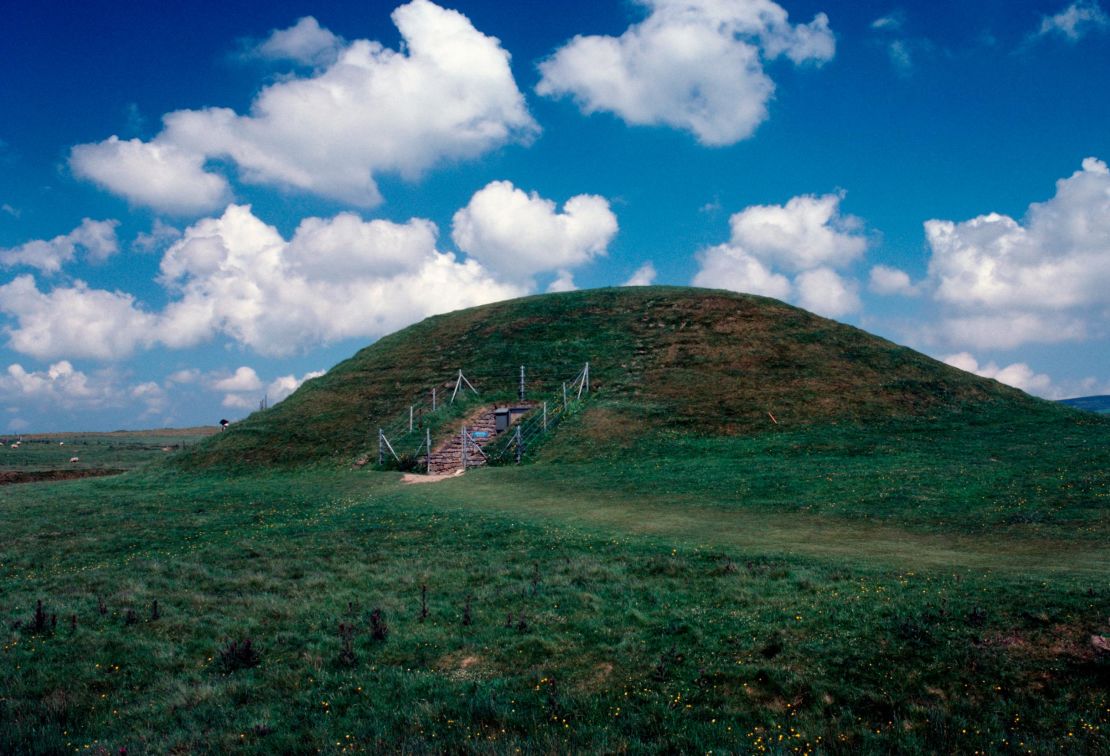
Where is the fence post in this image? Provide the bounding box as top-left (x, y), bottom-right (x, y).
top-left (585, 362), bottom-right (590, 394)
top-left (409, 405), bottom-right (414, 433)
top-left (426, 428), bottom-right (432, 469)
top-left (543, 401), bottom-right (547, 431)
top-left (514, 425), bottom-right (523, 464)
top-left (461, 425), bottom-right (468, 469)
top-left (519, 364), bottom-right (525, 402)
top-left (562, 381), bottom-right (567, 410)
top-left (432, 387), bottom-right (437, 411)
top-left (378, 428), bottom-right (384, 465)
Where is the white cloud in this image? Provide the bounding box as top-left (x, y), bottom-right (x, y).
top-left (0, 360), bottom-right (167, 414)
top-left (217, 367), bottom-right (325, 409)
top-left (253, 16), bottom-right (343, 66)
top-left (167, 368), bottom-right (200, 385)
top-left (154, 205), bottom-right (524, 356)
top-left (869, 264), bottom-right (919, 296)
top-left (1036, 0), bottom-right (1109, 40)
top-left (623, 261), bottom-right (657, 286)
top-left (943, 352), bottom-right (1056, 397)
top-left (536, 0), bottom-right (835, 146)
top-left (211, 366), bottom-right (263, 393)
top-left (71, 1), bottom-right (537, 211)
top-left (726, 193), bottom-right (866, 272)
top-left (693, 246), bottom-right (792, 298)
top-left (0, 276), bottom-right (157, 360)
top-left (267, 370), bottom-right (325, 402)
top-left (870, 13), bottom-right (904, 31)
top-left (0, 218), bottom-right (120, 274)
top-left (924, 157), bottom-right (1110, 349)
top-left (69, 137), bottom-right (232, 215)
top-left (130, 381), bottom-right (169, 417)
top-left (132, 220), bottom-right (182, 254)
top-left (0, 204), bottom-right (524, 360)
top-left (546, 271), bottom-right (578, 293)
top-left (795, 267), bottom-right (860, 317)
top-left (451, 180), bottom-right (618, 284)
top-left (692, 192), bottom-right (868, 317)
top-left (933, 313), bottom-right (1087, 351)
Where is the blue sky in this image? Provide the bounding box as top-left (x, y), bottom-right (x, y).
top-left (2, 0), bottom-right (1109, 431)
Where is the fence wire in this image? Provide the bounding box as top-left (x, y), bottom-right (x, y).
top-left (372, 363), bottom-right (590, 470)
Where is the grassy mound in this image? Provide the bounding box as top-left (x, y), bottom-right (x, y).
top-left (175, 286), bottom-right (1047, 470)
top-left (3, 288), bottom-right (1108, 752)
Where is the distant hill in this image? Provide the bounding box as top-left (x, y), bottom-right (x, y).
top-left (174, 286), bottom-right (1063, 470)
top-left (1059, 395), bottom-right (1110, 414)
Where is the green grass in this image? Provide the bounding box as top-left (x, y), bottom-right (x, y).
top-left (2, 288), bottom-right (1107, 752)
top-left (174, 287), bottom-right (1045, 471)
top-left (0, 428), bottom-right (216, 477)
top-left (2, 413), bottom-right (1108, 753)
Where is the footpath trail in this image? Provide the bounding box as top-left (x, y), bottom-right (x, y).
top-left (379, 470), bottom-right (1110, 578)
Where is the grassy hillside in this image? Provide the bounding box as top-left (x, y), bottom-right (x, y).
top-left (3, 287), bottom-right (1107, 753)
top-left (175, 286), bottom-right (1045, 470)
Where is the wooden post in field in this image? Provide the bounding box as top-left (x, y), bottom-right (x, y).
top-left (432, 387), bottom-right (437, 411)
top-left (378, 428), bottom-right (384, 465)
top-left (562, 381), bottom-right (568, 410)
top-left (409, 405), bottom-right (414, 433)
top-left (461, 425), bottom-right (468, 469)
top-left (543, 401), bottom-right (547, 431)
top-left (515, 425), bottom-right (523, 464)
top-left (519, 365), bottom-right (525, 401)
top-left (426, 428), bottom-right (432, 469)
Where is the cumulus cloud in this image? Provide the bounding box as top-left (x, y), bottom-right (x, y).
top-left (267, 370), bottom-right (325, 402)
top-left (725, 193), bottom-right (866, 272)
top-left (943, 352), bottom-right (1056, 397)
top-left (623, 261), bottom-right (657, 286)
top-left (795, 267), bottom-right (860, 317)
top-left (869, 264), bottom-right (919, 296)
top-left (0, 205), bottom-right (523, 361)
top-left (451, 181), bottom-right (618, 285)
top-left (692, 192), bottom-right (867, 317)
top-left (252, 16), bottom-right (343, 66)
top-left (71, 1), bottom-right (537, 211)
top-left (693, 246), bottom-right (792, 299)
top-left (0, 361), bottom-right (167, 416)
top-left (69, 137), bottom-right (232, 215)
top-left (0, 276), bottom-right (158, 360)
top-left (0, 218), bottom-right (119, 274)
top-left (211, 366), bottom-right (263, 393)
top-left (536, 0), bottom-right (835, 146)
top-left (924, 157), bottom-right (1110, 349)
top-left (132, 220), bottom-right (182, 254)
top-left (546, 271), bottom-right (578, 293)
top-left (1036, 0), bottom-right (1109, 41)
top-left (156, 205), bottom-right (523, 355)
top-left (216, 367), bottom-right (325, 409)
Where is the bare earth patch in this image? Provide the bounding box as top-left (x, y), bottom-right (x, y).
top-left (401, 470), bottom-right (465, 485)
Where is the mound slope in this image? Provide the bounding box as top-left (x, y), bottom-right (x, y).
top-left (176, 286), bottom-right (1050, 469)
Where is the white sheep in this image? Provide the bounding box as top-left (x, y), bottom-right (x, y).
top-left (69, 456), bottom-right (80, 463)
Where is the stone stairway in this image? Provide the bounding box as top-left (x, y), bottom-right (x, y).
top-left (423, 403), bottom-right (533, 474)
top-left (424, 408), bottom-right (500, 474)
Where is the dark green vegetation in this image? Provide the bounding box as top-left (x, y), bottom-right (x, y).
top-left (2, 288), bottom-right (1108, 753)
top-left (1061, 395), bottom-right (1110, 414)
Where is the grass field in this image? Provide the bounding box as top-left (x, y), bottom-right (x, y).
top-left (3, 289), bottom-right (1108, 753)
top-left (0, 428), bottom-right (217, 481)
top-left (2, 407), bottom-right (1107, 754)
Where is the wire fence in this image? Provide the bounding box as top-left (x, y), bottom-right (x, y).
top-left (485, 363), bottom-right (590, 465)
top-left (372, 362), bottom-right (591, 471)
